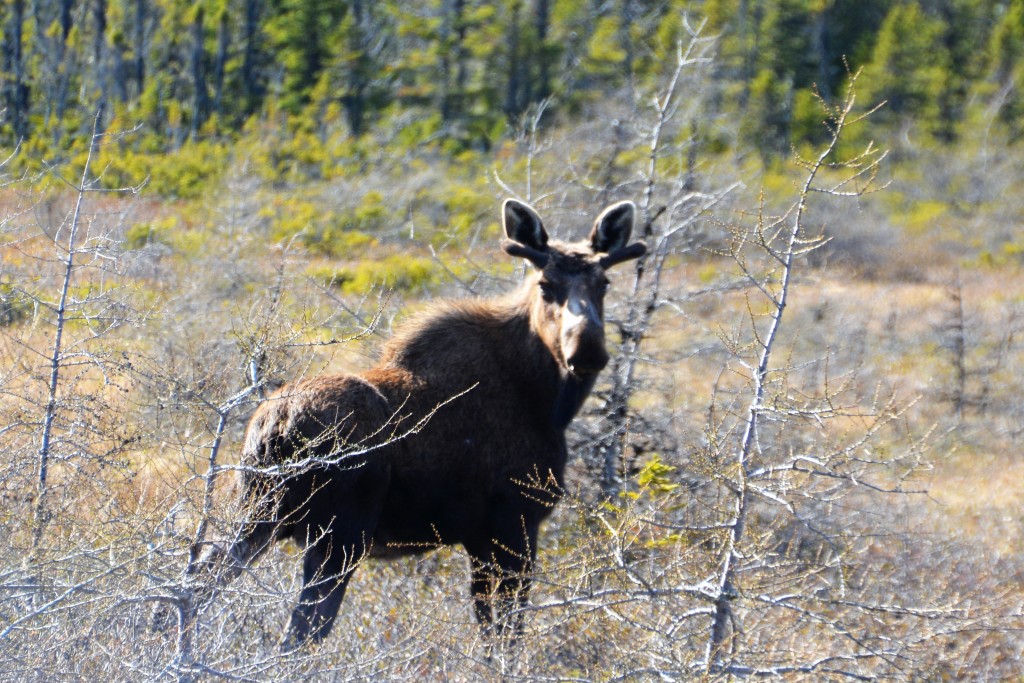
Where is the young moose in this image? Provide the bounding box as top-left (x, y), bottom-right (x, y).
top-left (197, 199), bottom-right (646, 648)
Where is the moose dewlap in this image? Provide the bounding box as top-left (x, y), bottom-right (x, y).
top-left (191, 198), bottom-right (646, 648)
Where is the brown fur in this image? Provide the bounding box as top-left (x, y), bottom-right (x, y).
top-left (195, 199), bottom-right (645, 648)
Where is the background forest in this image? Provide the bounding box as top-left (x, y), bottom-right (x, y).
top-left (2, 0), bottom-right (1024, 680)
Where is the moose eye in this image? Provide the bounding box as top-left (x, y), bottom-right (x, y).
top-left (539, 281), bottom-right (557, 302)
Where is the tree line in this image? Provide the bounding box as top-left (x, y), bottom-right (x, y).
top-left (3, 0), bottom-right (1024, 161)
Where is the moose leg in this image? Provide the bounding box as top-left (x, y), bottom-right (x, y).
top-left (465, 510), bottom-right (540, 643)
top-left (282, 538), bottom-right (355, 649)
top-left (282, 466), bottom-right (389, 649)
top-left (192, 519), bottom-right (277, 596)
top-left (152, 519), bottom-right (276, 633)
top-left (492, 526), bottom-right (538, 639)
top-left (469, 560), bottom-right (496, 632)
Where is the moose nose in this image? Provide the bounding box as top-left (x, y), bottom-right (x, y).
top-left (563, 296), bottom-right (608, 376)
top-left (566, 344), bottom-right (609, 376)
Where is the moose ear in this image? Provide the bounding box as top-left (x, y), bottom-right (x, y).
top-left (590, 201), bottom-right (636, 254)
top-left (502, 199), bottom-right (548, 250)
top-left (502, 199), bottom-right (550, 268)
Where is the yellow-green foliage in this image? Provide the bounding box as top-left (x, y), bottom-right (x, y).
top-left (697, 263), bottom-right (719, 285)
top-left (124, 216), bottom-right (208, 256)
top-left (394, 113), bottom-right (444, 152)
top-left (900, 199), bottom-right (949, 237)
top-left (264, 198), bottom-right (319, 244)
top-left (234, 114), bottom-right (371, 184)
top-left (976, 240), bottom-right (1024, 269)
top-left (584, 16), bottom-right (627, 77)
top-left (756, 163), bottom-right (799, 202)
top-left (791, 88), bottom-right (829, 148)
top-left (0, 282), bottom-right (33, 326)
top-left (625, 454), bottom-right (680, 500)
top-left (307, 254), bottom-right (442, 295)
top-left (1003, 241), bottom-right (1024, 261)
top-left (351, 191), bottom-right (390, 231)
top-left (84, 139), bottom-right (230, 199)
top-left (263, 193), bottom-right (389, 257)
top-left (439, 181), bottom-right (492, 239)
top-left (125, 216), bottom-right (177, 249)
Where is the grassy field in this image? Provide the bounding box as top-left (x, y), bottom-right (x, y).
top-left (2, 99), bottom-right (1024, 680)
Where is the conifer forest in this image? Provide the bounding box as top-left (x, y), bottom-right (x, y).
top-left (2, 0), bottom-right (1024, 680)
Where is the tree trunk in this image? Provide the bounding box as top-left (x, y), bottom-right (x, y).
top-left (737, 0), bottom-right (751, 107)
top-left (504, 1), bottom-right (523, 117)
top-left (3, 0), bottom-right (30, 140)
top-left (242, 0), bottom-right (263, 115)
top-left (440, 0), bottom-right (467, 125)
top-left (190, 7), bottom-right (209, 139)
top-left (344, 0), bottom-right (369, 135)
top-left (213, 9), bottom-right (230, 117)
top-left (93, 0), bottom-right (109, 125)
top-left (134, 0), bottom-right (146, 95)
top-left (811, 5), bottom-right (830, 99)
top-left (52, 0), bottom-right (76, 126)
top-left (617, 0), bottom-right (636, 92)
top-left (532, 0), bottom-right (551, 102)
top-left (60, 0), bottom-right (73, 40)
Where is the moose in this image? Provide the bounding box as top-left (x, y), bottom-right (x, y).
top-left (190, 198), bottom-right (646, 648)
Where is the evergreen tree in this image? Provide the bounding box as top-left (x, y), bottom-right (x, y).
top-left (740, 0), bottom-right (811, 155)
top-left (0, 0), bottom-right (1021, 159)
top-left (265, 0), bottom-right (348, 113)
top-left (2, 0), bottom-right (31, 140)
top-left (984, 0), bottom-right (1024, 137)
top-left (858, 1), bottom-right (952, 138)
top-left (306, 0), bottom-right (393, 136)
top-left (742, 68), bottom-right (792, 158)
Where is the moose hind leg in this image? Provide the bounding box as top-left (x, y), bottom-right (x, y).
top-left (152, 519), bottom-right (276, 633)
top-left (470, 560), bottom-right (496, 633)
top-left (282, 468), bottom-right (389, 649)
top-left (282, 538), bottom-right (357, 649)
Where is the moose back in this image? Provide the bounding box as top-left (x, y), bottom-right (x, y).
top-left (194, 198), bottom-right (646, 648)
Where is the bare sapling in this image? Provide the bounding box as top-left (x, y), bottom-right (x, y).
top-left (593, 23), bottom-right (740, 497)
top-left (26, 115), bottom-right (144, 561)
top-left (697, 75), bottom-right (944, 678)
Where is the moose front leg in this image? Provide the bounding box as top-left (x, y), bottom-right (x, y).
top-left (465, 509), bottom-right (540, 644)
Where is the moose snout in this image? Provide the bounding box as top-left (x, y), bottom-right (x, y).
top-left (562, 296), bottom-right (609, 376)
top-left (565, 342), bottom-right (610, 376)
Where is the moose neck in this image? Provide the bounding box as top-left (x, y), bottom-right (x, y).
top-left (551, 371), bottom-right (597, 431)
top-left (508, 284), bottom-right (600, 432)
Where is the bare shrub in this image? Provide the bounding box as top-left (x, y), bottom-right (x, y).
top-left (3, 24), bottom-right (1024, 683)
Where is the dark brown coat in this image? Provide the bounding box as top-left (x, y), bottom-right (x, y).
top-left (199, 198), bottom-right (646, 647)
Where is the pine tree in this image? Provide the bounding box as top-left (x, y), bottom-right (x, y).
top-left (265, 0), bottom-right (348, 113)
top-left (984, 0), bottom-right (1024, 138)
top-left (857, 1), bottom-right (952, 138)
top-left (2, 0), bottom-right (31, 141)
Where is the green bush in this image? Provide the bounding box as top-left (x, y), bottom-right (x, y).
top-left (0, 283), bottom-right (33, 326)
top-left (264, 193), bottom-right (390, 257)
top-left (125, 216), bottom-right (178, 249)
top-left (84, 139), bottom-right (230, 199)
top-left (307, 254), bottom-right (442, 295)
top-left (124, 216), bottom-right (207, 256)
top-left (440, 181), bottom-right (492, 238)
top-left (626, 454), bottom-right (680, 500)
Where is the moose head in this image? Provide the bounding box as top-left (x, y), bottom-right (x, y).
top-left (501, 198), bottom-right (647, 378)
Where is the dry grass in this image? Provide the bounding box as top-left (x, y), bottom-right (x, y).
top-left (4, 139), bottom-right (1024, 679)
